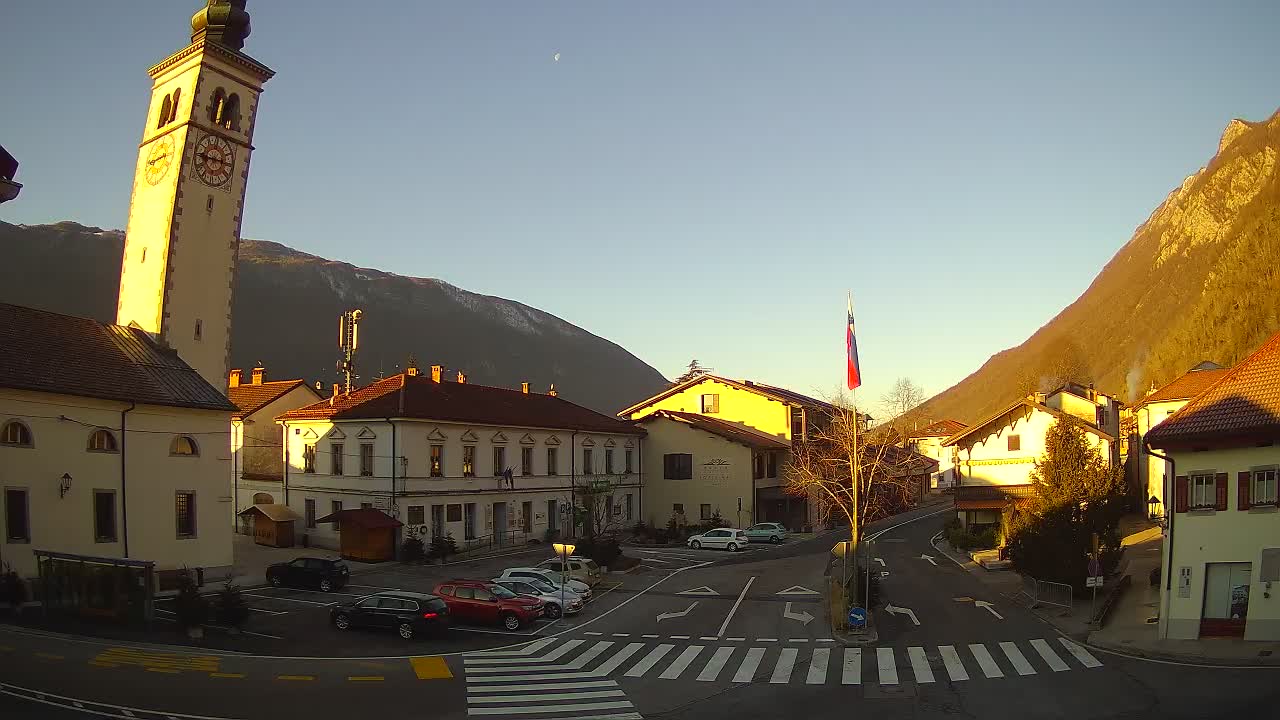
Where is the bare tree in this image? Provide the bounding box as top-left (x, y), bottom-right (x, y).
top-left (575, 475), bottom-right (627, 540)
top-left (880, 377), bottom-right (926, 420)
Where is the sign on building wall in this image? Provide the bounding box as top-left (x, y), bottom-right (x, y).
top-left (699, 458), bottom-right (731, 486)
top-left (1178, 567), bottom-right (1192, 598)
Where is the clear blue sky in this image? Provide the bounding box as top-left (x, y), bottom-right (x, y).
top-left (3, 1), bottom-right (1278, 412)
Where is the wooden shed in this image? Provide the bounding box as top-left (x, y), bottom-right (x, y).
top-left (237, 504), bottom-right (301, 548)
top-left (314, 507), bottom-right (402, 562)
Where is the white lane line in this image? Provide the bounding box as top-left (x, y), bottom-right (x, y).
top-left (715, 576), bottom-right (757, 638)
top-left (659, 646), bottom-right (705, 680)
top-left (625, 644), bottom-right (674, 678)
top-left (816, 639), bottom-right (835, 643)
top-left (876, 647), bottom-right (898, 685)
top-left (1030, 639), bottom-right (1069, 672)
top-left (641, 634), bottom-right (659, 639)
top-left (939, 645), bottom-right (969, 681)
top-left (468, 680), bottom-right (618, 692)
top-left (726, 637), bottom-right (746, 642)
top-left (567, 641), bottom-right (615, 670)
top-left (465, 639), bottom-right (584, 665)
top-left (907, 647), bottom-right (934, 683)
top-left (593, 643), bottom-right (645, 676)
top-left (466, 700), bottom-right (636, 715)
top-left (770, 648), bottom-right (798, 684)
top-left (697, 646), bottom-right (736, 682)
top-left (469, 637), bottom-right (559, 657)
top-left (638, 557), bottom-right (672, 564)
top-left (247, 607), bottom-right (287, 616)
top-left (969, 644), bottom-right (1004, 678)
top-left (758, 638), bottom-right (777, 643)
top-left (999, 642), bottom-right (1036, 676)
top-left (699, 636), bottom-right (719, 641)
top-left (1058, 638), bottom-right (1104, 668)
top-left (345, 584), bottom-right (402, 591)
top-left (670, 635), bottom-right (691, 640)
top-left (469, 689), bottom-right (626, 703)
top-left (807, 648), bottom-right (830, 685)
top-left (612, 633), bottom-right (630, 638)
top-left (585, 632), bottom-right (604, 636)
top-left (733, 648), bottom-right (766, 683)
top-left (842, 647), bottom-right (862, 685)
top-left (465, 671), bottom-right (599, 683)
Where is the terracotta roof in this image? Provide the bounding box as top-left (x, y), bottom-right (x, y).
top-left (278, 373), bottom-right (644, 435)
top-left (641, 410), bottom-right (790, 449)
top-left (314, 507), bottom-right (402, 529)
top-left (0, 303), bottom-right (235, 411)
top-left (911, 419), bottom-right (968, 438)
top-left (618, 374), bottom-right (838, 417)
top-left (1135, 365), bottom-right (1229, 406)
top-left (237, 503), bottom-right (300, 522)
top-left (1147, 332), bottom-right (1280, 445)
top-left (872, 444), bottom-right (940, 475)
top-left (229, 379), bottom-right (315, 419)
top-left (943, 398), bottom-right (1114, 448)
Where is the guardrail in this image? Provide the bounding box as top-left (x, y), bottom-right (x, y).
top-left (1017, 574), bottom-right (1074, 613)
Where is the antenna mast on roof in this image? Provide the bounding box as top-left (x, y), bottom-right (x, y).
top-left (336, 309), bottom-right (363, 394)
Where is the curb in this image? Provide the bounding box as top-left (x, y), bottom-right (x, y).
top-left (1085, 634), bottom-right (1280, 668)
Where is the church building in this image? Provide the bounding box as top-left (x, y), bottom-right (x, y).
top-left (0, 2), bottom-right (272, 596)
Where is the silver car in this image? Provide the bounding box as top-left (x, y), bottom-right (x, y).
top-left (492, 577), bottom-right (584, 618)
top-left (497, 567), bottom-right (593, 601)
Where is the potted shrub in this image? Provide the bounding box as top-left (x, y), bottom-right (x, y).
top-left (215, 581), bottom-right (249, 633)
top-left (174, 571), bottom-right (209, 639)
top-left (402, 536), bottom-right (426, 563)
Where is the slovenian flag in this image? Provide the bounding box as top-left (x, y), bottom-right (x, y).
top-left (847, 294), bottom-right (862, 390)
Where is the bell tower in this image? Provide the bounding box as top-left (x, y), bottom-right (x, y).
top-left (116, 1), bottom-right (273, 392)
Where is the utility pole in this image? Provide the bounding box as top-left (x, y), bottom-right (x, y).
top-left (337, 309), bottom-right (363, 394)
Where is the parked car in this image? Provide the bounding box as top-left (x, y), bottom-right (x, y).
top-left (687, 528), bottom-right (749, 551)
top-left (744, 522), bottom-right (790, 544)
top-left (433, 579), bottom-right (544, 630)
top-left (492, 577), bottom-right (584, 618)
top-left (537, 555), bottom-right (603, 587)
top-left (265, 557), bottom-right (349, 592)
top-left (330, 591), bottom-right (449, 640)
top-left (497, 567), bottom-right (593, 601)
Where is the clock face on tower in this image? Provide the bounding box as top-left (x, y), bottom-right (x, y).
top-left (193, 133), bottom-right (235, 188)
top-left (144, 135), bottom-right (175, 186)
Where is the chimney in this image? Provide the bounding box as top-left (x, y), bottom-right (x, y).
top-left (548, 383), bottom-right (557, 397)
top-left (430, 365), bottom-right (443, 383)
top-left (456, 371), bottom-right (467, 384)
top-left (522, 382), bottom-right (530, 394)
top-left (228, 369), bottom-right (242, 388)
top-left (250, 365), bottom-right (265, 385)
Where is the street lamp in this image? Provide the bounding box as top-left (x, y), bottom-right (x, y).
top-left (1147, 495), bottom-right (1166, 528)
top-left (552, 542), bottom-right (575, 623)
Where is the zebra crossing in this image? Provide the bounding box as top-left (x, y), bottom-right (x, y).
top-left (463, 635), bottom-right (1105, 715)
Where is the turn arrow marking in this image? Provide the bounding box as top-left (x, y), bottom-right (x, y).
top-left (919, 554), bottom-right (937, 566)
top-left (874, 557), bottom-right (885, 567)
top-left (657, 601), bottom-right (699, 622)
top-left (974, 600), bottom-right (1004, 620)
top-left (782, 602), bottom-right (815, 626)
top-left (884, 604), bottom-right (920, 626)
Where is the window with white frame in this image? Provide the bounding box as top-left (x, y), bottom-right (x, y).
top-left (1253, 468), bottom-right (1278, 506)
top-left (701, 394), bottom-right (719, 413)
top-left (1190, 473), bottom-right (1216, 509)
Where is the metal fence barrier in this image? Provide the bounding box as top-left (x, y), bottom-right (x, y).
top-left (1017, 574), bottom-right (1074, 613)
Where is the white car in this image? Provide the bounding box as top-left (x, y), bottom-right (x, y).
top-left (687, 528), bottom-right (749, 552)
top-left (492, 577), bottom-right (584, 618)
top-left (497, 567), bottom-right (592, 601)
top-left (537, 555), bottom-right (602, 587)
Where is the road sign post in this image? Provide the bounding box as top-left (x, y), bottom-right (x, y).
top-left (552, 542), bottom-right (575, 625)
top-left (1087, 554), bottom-right (1102, 618)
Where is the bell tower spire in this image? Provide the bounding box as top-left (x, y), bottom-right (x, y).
top-left (116, 2), bottom-right (273, 392)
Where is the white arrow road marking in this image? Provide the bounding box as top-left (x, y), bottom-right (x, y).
top-left (874, 557), bottom-right (885, 567)
top-left (657, 601), bottom-right (699, 622)
top-left (782, 602), bottom-right (815, 625)
top-left (776, 585), bottom-right (820, 596)
top-left (919, 554), bottom-right (937, 566)
top-left (677, 586), bottom-right (717, 596)
top-left (974, 600), bottom-right (1004, 619)
top-left (884, 604), bottom-right (920, 626)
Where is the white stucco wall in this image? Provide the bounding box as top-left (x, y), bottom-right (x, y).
top-left (640, 417), bottom-right (759, 529)
top-left (953, 408), bottom-right (1113, 488)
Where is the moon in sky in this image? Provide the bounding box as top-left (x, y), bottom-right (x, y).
top-left (553, 52), bottom-right (560, 62)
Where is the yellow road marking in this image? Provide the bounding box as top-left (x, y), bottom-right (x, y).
top-left (89, 661), bottom-right (119, 668)
top-left (146, 668), bottom-right (180, 674)
top-left (36, 653), bottom-right (64, 660)
top-left (410, 656), bottom-right (453, 680)
top-left (276, 675), bottom-right (315, 681)
top-left (0, 645), bottom-right (12, 651)
top-left (210, 672), bottom-right (246, 679)
top-left (347, 676), bottom-right (385, 682)
top-left (94, 647), bottom-right (219, 672)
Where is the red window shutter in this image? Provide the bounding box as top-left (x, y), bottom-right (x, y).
top-left (1174, 475), bottom-right (1189, 513)
top-left (1215, 472), bottom-right (1229, 510)
top-left (1238, 471), bottom-right (1252, 511)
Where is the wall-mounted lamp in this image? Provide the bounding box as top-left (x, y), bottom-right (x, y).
top-left (59, 473), bottom-right (73, 499)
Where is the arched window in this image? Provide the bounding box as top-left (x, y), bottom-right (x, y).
top-left (253, 492), bottom-right (275, 504)
top-left (88, 429), bottom-right (118, 453)
top-left (220, 93), bottom-right (241, 131)
top-left (209, 88), bottom-right (226, 125)
top-left (170, 435), bottom-right (199, 456)
top-left (168, 87), bottom-right (182, 124)
top-left (158, 94), bottom-right (173, 129)
top-left (1, 421), bottom-right (33, 447)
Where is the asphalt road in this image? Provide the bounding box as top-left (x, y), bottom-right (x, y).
top-left (3, 501), bottom-right (1278, 719)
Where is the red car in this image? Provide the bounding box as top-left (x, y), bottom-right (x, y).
top-left (433, 579), bottom-right (544, 631)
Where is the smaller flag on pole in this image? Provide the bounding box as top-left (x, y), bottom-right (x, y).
top-left (847, 293), bottom-right (862, 391)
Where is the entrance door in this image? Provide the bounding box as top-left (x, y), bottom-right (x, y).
top-left (464, 503), bottom-right (476, 540)
top-left (522, 501), bottom-right (533, 533)
top-left (1201, 562), bottom-right (1251, 637)
top-left (493, 502), bottom-right (508, 546)
top-left (430, 504), bottom-right (444, 539)
top-left (547, 500), bottom-right (558, 533)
